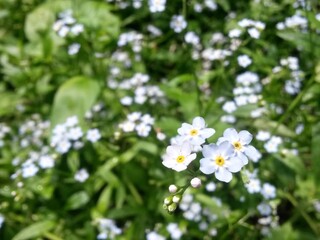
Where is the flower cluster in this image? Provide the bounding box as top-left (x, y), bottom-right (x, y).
top-left (51, 116), bottom-right (101, 154)
top-left (53, 9), bottom-right (84, 38)
top-left (118, 112), bottom-right (154, 137)
top-left (162, 117), bottom-right (260, 183)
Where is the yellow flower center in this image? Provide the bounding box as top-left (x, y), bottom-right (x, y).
top-left (190, 129), bottom-right (198, 136)
top-left (176, 155), bottom-right (185, 163)
top-left (233, 141), bottom-right (242, 151)
top-left (215, 155), bottom-right (225, 166)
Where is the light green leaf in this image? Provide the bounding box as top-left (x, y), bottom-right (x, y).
top-left (78, 1), bottom-right (120, 38)
top-left (12, 220), bottom-right (56, 240)
top-left (50, 76), bottom-right (100, 130)
top-left (25, 6), bottom-right (55, 41)
top-left (66, 191), bottom-right (90, 210)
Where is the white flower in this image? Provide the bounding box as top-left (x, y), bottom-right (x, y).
top-left (0, 214), bottom-right (4, 228)
top-left (68, 43), bottom-right (80, 55)
top-left (264, 136), bottom-right (282, 153)
top-left (177, 116), bottom-right (215, 145)
top-left (217, 128), bottom-right (261, 165)
top-left (119, 121), bottom-right (135, 132)
top-left (245, 178), bottom-right (261, 193)
top-left (222, 101), bottom-right (237, 113)
top-left (261, 183), bottom-right (276, 199)
top-left (156, 132), bottom-right (166, 140)
top-left (86, 128), bottom-right (101, 143)
top-left (22, 163), bottom-right (39, 178)
top-left (185, 31), bottom-right (200, 45)
top-left (149, 0), bottom-right (166, 13)
top-left (39, 155), bottom-right (55, 169)
top-left (200, 142), bottom-right (243, 183)
top-left (256, 130), bottom-right (271, 141)
top-left (228, 28), bottom-right (242, 38)
top-left (237, 55), bottom-right (252, 68)
top-left (257, 202), bottom-right (272, 216)
top-left (146, 231), bottom-right (166, 240)
top-left (141, 114), bottom-right (154, 125)
top-left (74, 168), bottom-right (89, 182)
top-left (65, 116), bottom-right (79, 127)
top-left (136, 123), bottom-right (151, 137)
top-left (56, 140), bottom-right (71, 154)
top-left (170, 15), bottom-right (187, 33)
top-left (162, 142), bottom-right (196, 172)
top-left (167, 223), bottom-right (183, 240)
top-left (120, 96), bottom-right (133, 106)
top-left (67, 126), bottom-right (83, 141)
top-left (248, 27), bottom-right (260, 39)
top-left (205, 182), bottom-right (216, 192)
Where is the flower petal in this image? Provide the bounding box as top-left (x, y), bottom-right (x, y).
top-left (200, 158), bottom-right (215, 174)
top-left (227, 157), bottom-right (243, 172)
top-left (200, 128), bottom-right (215, 138)
top-left (192, 117), bottom-right (205, 128)
top-left (180, 142), bottom-right (192, 156)
top-left (185, 153), bottom-right (197, 165)
top-left (223, 128), bottom-right (239, 142)
top-left (173, 163), bottom-right (187, 172)
top-left (216, 137), bottom-right (228, 145)
top-left (239, 130), bottom-right (253, 145)
top-left (177, 123), bottom-right (192, 135)
top-left (215, 168), bottom-right (232, 182)
top-left (237, 152), bottom-right (248, 165)
top-left (219, 141), bottom-right (234, 157)
top-left (202, 144), bottom-right (217, 158)
top-left (190, 136), bottom-right (205, 145)
top-left (244, 145), bottom-right (261, 162)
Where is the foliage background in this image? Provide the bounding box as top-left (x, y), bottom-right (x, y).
top-left (0, 0), bottom-right (320, 239)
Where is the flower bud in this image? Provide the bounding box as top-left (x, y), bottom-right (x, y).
top-left (190, 177), bottom-right (201, 188)
top-left (164, 196), bottom-right (172, 205)
top-left (172, 195), bottom-right (181, 203)
top-left (168, 203), bottom-right (177, 212)
top-left (168, 184), bottom-right (178, 193)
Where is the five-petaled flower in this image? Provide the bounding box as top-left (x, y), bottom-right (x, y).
top-left (217, 128), bottom-right (261, 165)
top-left (162, 142), bottom-right (196, 172)
top-left (177, 116), bottom-right (215, 145)
top-left (199, 142), bottom-right (243, 182)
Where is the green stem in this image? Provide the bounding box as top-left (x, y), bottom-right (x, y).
top-left (280, 191), bottom-right (319, 236)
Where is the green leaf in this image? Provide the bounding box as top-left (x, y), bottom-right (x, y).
top-left (96, 186), bottom-right (113, 213)
top-left (66, 191), bottom-right (90, 210)
top-left (277, 31), bottom-right (320, 55)
top-left (24, 5), bottom-right (55, 41)
top-left (12, 220), bottom-right (56, 240)
top-left (50, 76), bottom-right (100, 130)
top-left (78, 1), bottom-right (120, 38)
top-left (265, 223), bottom-right (298, 240)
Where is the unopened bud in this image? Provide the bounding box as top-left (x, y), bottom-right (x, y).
top-left (172, 195), bottom-right (181, 203)
top-left (164, 196), bottom-right (172, 205)
top-left (169, 184), bottom-right (178, 193)
top-left (168, 203), bottom-right (177, 212)
top-left (190, 177), bottom-right (201, 188)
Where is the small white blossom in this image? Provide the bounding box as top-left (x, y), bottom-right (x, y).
top-left (170, 15), bottom-right (187, 33)
top-left (200, 142), bottom-right (243, 183)
top-left (217, 128), bottom-right (261, 165)
top-left (237, 55), bottom-right (252, 68)
top-left (74, 168), bottom-right (89, 182)
top-left (162, 142), bottom-right (197, 172)
top-left (261, 183), bottom-right (276, 199)
top-left (86, 129), bottom-right (101, 143)
top-left (177, 116), bottom-right (215, 145)
top-left (149, 0), bottom-right (166, 13)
